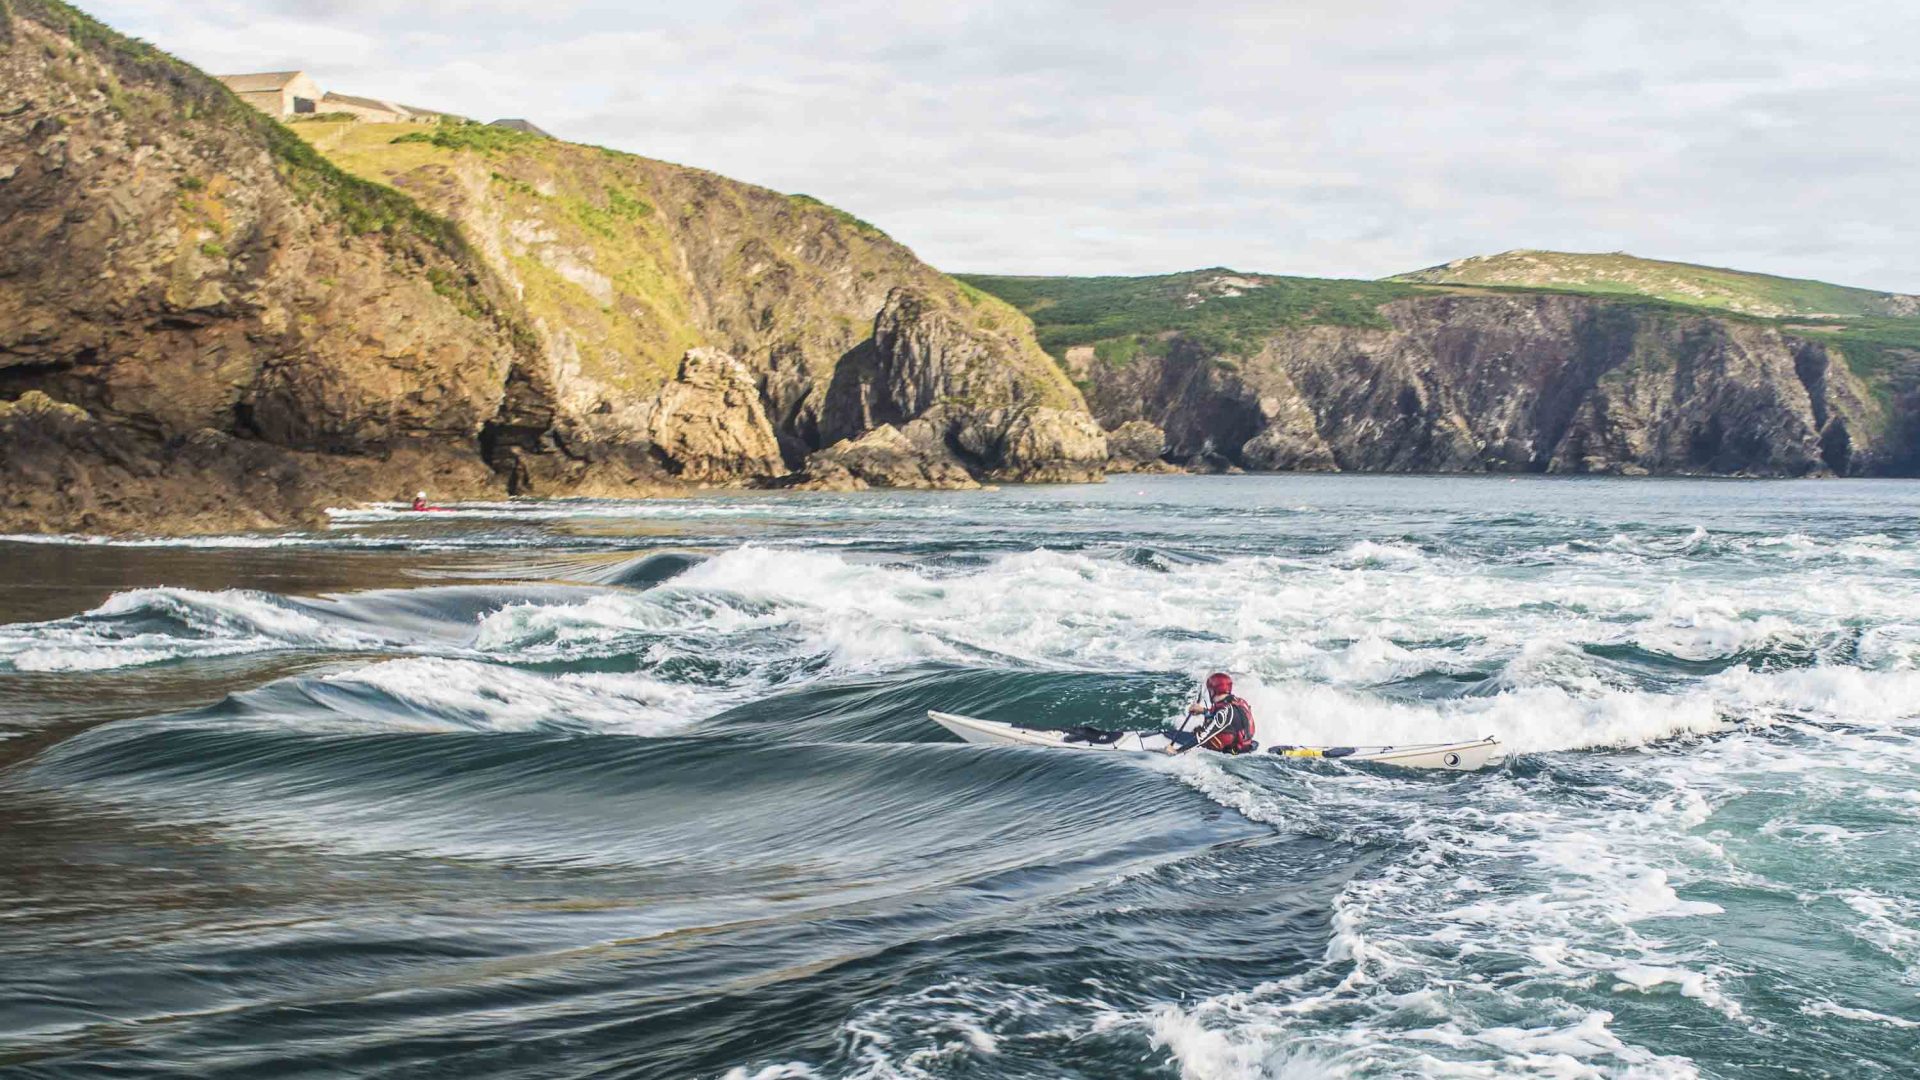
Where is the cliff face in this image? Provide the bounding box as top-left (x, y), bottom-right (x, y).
top-left (296, 122), bottom-right (1097, 494)
top-left (0, 0), bottom-right (531, 530)
top-left (0, 3), bottom-right (1099, 532)
top-left (1074, 293), bottom-right (1891, 477)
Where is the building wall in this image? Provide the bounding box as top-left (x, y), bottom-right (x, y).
top-left (233, 89), bottom-right (285, 116)
top-left (282, 73), bottom-right (324, 116)
top-left (225, 73), bottom-right (325, 117)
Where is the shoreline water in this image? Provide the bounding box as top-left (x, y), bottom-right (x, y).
top-left (4, 468), bottom-right (1909, 544)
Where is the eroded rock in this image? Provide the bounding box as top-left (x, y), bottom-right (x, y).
top-left (643, 348), bottom-right (786, 482)
top-left (1103, 419), bottom-right (1172, 473)
top-left (1239, 389), bottom-right (1337, 471)
top-left (0, 391), bottom-right (503, 535)
top-left (800, 421), bottom-right (978, 490)
top-left (956, 406), bottom-right (1108, 483)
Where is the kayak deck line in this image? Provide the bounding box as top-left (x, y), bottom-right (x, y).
top-left (927, 711), bottom-right (1503, 771)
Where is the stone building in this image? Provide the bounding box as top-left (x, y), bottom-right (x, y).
top-left (218, 71), bottom-right (323, 117)
top-left (218, 70), bottom-right (504, 129)
top-left (218, 72), bottom-right (457, 124)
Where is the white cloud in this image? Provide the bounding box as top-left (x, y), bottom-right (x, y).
top-left (77, 0), bottom-right (1920, 290)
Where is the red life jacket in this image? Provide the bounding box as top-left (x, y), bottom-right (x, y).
top-left (1201, 695), bottom-right (1256, 754)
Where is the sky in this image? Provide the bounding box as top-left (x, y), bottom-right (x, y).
top-left (82, 0), bottom-right (1920, 291)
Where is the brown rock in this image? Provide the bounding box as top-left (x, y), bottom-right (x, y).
top-left (0, 3), bottom-right (530, 531)
top-left (1104, 419), bottom-right (1168, 472)
top-left (802, 423), bottom-right (979, 490)
top-left (642, 348), bottom-right (786, 482)
top-left (1239, 385), bottom-right (1337, 471)
top-left (956, 406), bottom-right (1108, 483)
top-left (0, 391), bottom-right (504, 535)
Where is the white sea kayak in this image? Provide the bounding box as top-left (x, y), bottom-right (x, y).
top-left (928, 711), bottom-right (1503, 771)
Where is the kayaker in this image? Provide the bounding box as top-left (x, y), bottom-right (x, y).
top-left (1168, 671), bottom-right (1257, 755)
top-left (411, 491), bottom-right (429, 512)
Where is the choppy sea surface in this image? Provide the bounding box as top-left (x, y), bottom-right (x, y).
top-left (2, 475), bottom-right (1918, 1079)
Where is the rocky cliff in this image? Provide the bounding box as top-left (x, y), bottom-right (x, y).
top-left (0, 0), bottom-right (538, 531)
top-left (1074, 293), bottom-right (1894, 476)
top-left (971, 271), bottom-right (1920, 477)
top-left (290, 120), bottom-right (1101, 496)
top-left (0, 1), bottom-right (1100, 533)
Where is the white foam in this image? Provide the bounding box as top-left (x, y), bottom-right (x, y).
top-left (1150, 1007), bottom-right (1339, 1080)
top-left (304, 658), bottom-right (709, 735)
top-left (1835, 890), bottom-right (1920, 963)
top-left (1144, 708), bottom-right (1783, 1076)
top-left (1631, 593), bottom-right (1798, 662)
top-left (1610, 964), bottom-right (1745, 1020)
top-left (1333, 539), bottom-right (1430, 569)
top-left (719, 1067), bottom-right (821, 1080)
top-left (0, 588), bottom-right (393, 672)
top-left (1609, 524), bottom-right (1711, 556)
top-left (1800, 1001), bottom-right (1920, 1028)
top-left (1708, 667), bottom-right (1920, 725)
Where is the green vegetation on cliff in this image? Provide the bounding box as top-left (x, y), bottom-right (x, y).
top-left (1393, 250), bottom-right (1919, 320)
top-left (958, 270), bottom-right (1421, 359)
top-left (787, 194), bottom-right (886, 239)
top-left (6, 0), bottom-right (524, 341)
top-left (390, 121), bottom-right (543, 155)
top-left (295, 121), bottom-right (1077, 410)
top-left (15, 0), bottom-right (454, 249)
top-left (1784, 318), bottom-right (1920, 409)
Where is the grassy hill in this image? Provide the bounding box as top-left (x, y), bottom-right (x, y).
top-left (1392, 250), bottom-right (1919, 320)
top-left (955, 269), bottom-right (1421, 361)
top-left (290, 118), bottom-right (1077, 413)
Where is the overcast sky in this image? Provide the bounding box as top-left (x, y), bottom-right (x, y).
top-left (84, 0), bottom-right (1920, 290)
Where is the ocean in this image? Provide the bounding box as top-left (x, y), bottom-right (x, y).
top-left (1, 474), bottom-right (1916, 1078)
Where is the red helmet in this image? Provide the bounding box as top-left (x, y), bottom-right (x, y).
top-left (1205, 672), bottom-right (1233, 699)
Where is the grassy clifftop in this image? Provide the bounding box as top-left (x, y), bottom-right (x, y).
top-left (294, 119), bottom-right (1077, 412)
top-left (956, 269), bottom-right (1422, 362)
top-left (1393, 250), bottom-right (1919, 319)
